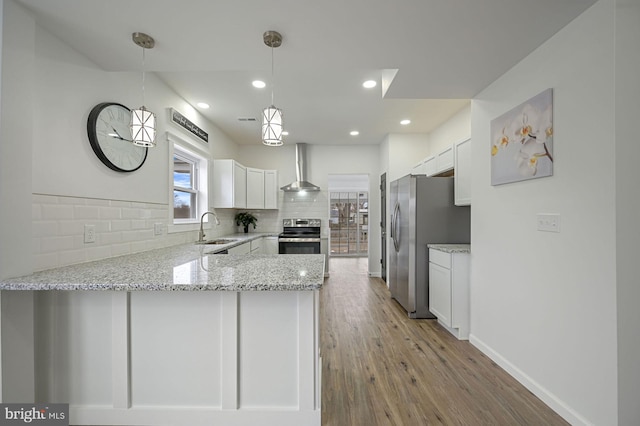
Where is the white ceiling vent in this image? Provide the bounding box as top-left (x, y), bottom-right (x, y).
top-left (237, 117), bottom-right (257, 122)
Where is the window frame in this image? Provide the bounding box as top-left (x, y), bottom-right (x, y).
top-left (173, 151), bottom-right (200, 223)
top-left (167, 132), bottom-right (209, 232)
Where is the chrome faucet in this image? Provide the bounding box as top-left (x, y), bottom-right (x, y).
top-left (198, 210), bottom-right (221, 242)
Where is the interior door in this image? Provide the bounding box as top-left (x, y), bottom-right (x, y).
top-left (380, 173), bottom-right (386, 282)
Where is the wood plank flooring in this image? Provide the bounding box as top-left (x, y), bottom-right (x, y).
top-left (320, 257), bottom-right (568, 426)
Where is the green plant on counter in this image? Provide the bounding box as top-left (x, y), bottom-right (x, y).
top-left (235, 212), bottom-right (258, 233)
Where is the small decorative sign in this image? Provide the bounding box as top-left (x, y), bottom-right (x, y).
top-left (170, 108), bottom-right (208, 143)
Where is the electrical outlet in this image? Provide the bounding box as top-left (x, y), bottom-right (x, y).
top-left (537, 214), bottom-right (560, 233)
top-left (154, 223), bottom-right (163, 236)
top-left (84, 224), bottom-right (96, 243)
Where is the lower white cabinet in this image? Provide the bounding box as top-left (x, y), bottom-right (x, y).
top-left (228, 242), bottom-right (251, 255)
top-left (428, 247), bottom-right (470, 340)
top-left (263, 236), bottom-right (279, 254)
top-left (250, 238), bottom-right (263, 254)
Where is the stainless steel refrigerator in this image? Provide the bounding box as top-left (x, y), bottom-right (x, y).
top-left (389, 175), bottom-right (470, 318)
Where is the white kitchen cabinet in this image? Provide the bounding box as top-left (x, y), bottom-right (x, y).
top-left (423, 156), bottom-right (437, 176)
top-left (263, 236), bottom-right (279, 254)
top-left (428, 246), bottom-right (470, 340)
top-left (435, 146), bottom-right (454, 174)
top-left (412, 156), bottom-right (436, 176)
top-left (250, 237), bottom-right (263, 254)
top-left (454, 138), bottom-right (471, 206)
top-left (228, 241), bottom-right (250, 255)
top-left (264, 170), bottom-right (279, 209)
top-left (212, 159), bottom-right (247, 209)
top-left (246, 168), bottom-right (265, 209)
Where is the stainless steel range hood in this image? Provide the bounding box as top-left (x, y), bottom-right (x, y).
top-left (281, 143), bottom-right (321, 192)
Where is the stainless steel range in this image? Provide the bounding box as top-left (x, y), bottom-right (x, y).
top-left (278, 218), bottom-right (321, 254)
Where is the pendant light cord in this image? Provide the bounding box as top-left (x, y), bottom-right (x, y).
top-left (270, 44), bottom-right (275, 106)
top-left (141, 47), bottom-right (146, 107)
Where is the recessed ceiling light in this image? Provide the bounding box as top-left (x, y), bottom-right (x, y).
top-left (400, 119), bottom-right (411, 125)
top-left (252, 80), bottom-right (266, 88)
top-left (196, 102), bottom-right (210, 109)
top-left (282, 131), bottom-right (289, 136)
top-left (362, 80), bottom-right (377, 89)
top-left (350, 130), bottom-right (359, 136)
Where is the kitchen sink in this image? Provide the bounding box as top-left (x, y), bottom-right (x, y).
top-left (196, 238), bottom-right (237, 245)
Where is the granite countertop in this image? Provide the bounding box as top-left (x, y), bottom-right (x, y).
top-left (427, 244), bottom-right (471, 254)
top-left (0, 236), bottom-right (325, 291)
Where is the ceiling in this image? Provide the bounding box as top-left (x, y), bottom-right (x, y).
top-left (16, 0), bottom-right (597, 146)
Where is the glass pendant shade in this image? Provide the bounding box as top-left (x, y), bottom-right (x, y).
top-left (262, 105), bottom-right (283, 146)
top-left (130, 106), bottom-right (156, 147)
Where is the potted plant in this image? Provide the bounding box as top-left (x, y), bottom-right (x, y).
top-left (235, 212), bottom-right (258, 233)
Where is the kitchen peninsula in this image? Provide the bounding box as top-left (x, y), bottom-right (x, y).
top-left (0, 243), bottom-right (325, 426)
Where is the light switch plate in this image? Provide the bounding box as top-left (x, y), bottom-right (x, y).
top-left (537, 214), bottom-right (560, 233)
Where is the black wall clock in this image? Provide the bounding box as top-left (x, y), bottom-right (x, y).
top-left (87, 102), bottom-right (148, 172)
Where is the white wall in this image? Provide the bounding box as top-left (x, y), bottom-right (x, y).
top-left (615, 0), bottom-right (640, 423)
top-left (469, 1), bottom-right (617, 424)
top-left (428, 104), bottom-right (470, 154)
top-left (384, 133), bottom-right (430, 182)
top-left (0, 0), bottom-right (33, 279)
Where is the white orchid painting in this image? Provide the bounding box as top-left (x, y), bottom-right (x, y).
top-left (491, 88), bottom-right (553, 185)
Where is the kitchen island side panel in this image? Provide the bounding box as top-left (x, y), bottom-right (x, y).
top-left (32, 290), bottom-right (320, 426)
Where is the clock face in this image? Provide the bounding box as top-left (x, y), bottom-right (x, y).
top-left (87, 102), bottom-right (148, 172)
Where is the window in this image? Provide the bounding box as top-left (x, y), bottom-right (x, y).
top-left (173, 154), bottom-right (198, 220)
top-left (170, 138), bottom-right (208, 225)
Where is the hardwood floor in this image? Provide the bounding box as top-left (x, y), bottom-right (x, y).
top-left (320, 257), bottom-right (568, 426)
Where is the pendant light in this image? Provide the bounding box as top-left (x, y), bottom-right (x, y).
top-left (262, 31), bottom-right (284, 147)
top-left (130, 32), bottom-right (157, 147)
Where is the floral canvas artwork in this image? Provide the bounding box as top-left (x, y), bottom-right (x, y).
top-left (491, 88), bottom-right (553, 185)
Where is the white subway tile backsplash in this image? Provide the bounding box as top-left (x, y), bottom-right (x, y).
top-left (33, 221), bottom-right (59, 237)
top-left (32, 194), bottom-right (173, 271)
top-left (74, 205), bottom-right (100, 219)
top-left (31, 190), bottom-right (330, 272)
top-left (42, 204), bottom-right (74, 220)
top-left (99, 206), bottom-right (121, 219)
top-left (58, 250), bottom-right (87, 267)
top-left (41, 236), bottom-right (75, 253)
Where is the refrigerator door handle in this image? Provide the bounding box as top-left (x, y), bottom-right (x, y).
top-left (392, 202), bottom-right (400, 252)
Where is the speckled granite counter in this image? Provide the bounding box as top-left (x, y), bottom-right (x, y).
top-left (428, 244), bottom-right (471, 253)
top-left (0, 241), bottom-right (324, 291)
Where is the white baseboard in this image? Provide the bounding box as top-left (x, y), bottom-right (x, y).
top-left (469, 334), bottom-right (590, 426)
top-left (368, 272), bottom-right (381, 278)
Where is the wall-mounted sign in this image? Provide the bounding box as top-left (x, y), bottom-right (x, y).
top-left (170, 108), bottom-right (208, 143)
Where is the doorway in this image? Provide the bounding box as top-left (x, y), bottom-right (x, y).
top-left (328, 175), bottom-right (369, 258)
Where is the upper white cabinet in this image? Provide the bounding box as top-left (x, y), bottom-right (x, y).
top-left (435, 146), bottom-right (454, 174)
top-left (246, 168), bottom-right (265, 209)
top-left (424, 156), bottom-right (437, 176)
top-left (213, 161), bottom-right (279, 210)
top-left (454, 138), bottom-right (471, 206)
top-left (212, 159), bottom-right (247, 209)
top-left (412, 156), bottom-right (436, 176)
top-left (264, 170), bottom-right (279, 209)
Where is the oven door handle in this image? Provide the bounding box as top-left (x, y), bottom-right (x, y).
top-left (278, 237), bottom-right (322, 243)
